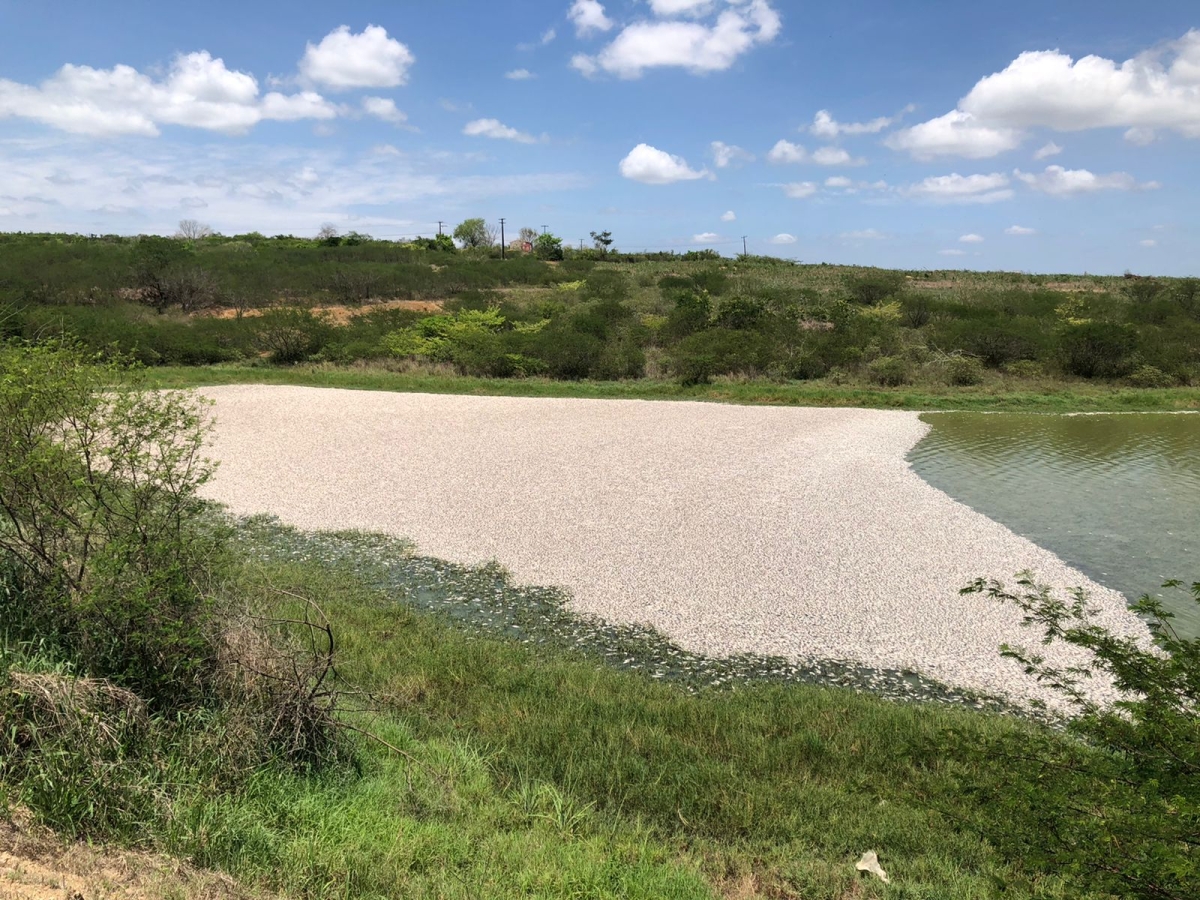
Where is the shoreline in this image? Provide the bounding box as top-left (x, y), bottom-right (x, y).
top-left (198, 385), bottom-right (1151, 709)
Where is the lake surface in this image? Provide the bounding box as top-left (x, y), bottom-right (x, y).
top-left (909, 412), bottom-right (1200, 636)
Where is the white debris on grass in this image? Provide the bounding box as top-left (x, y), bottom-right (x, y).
top-left (198, 385), bottom-right (1150, 710)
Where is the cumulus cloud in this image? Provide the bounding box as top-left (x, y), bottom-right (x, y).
top-left (361, 96), bottom-right (407, 125)
top-left (505, 68), bottom-right (535, 80)
top-left (959, 233), bottom-right (984, 243)
top-left (841, 228), bottom-right (888, 240)
top-left (902, 172), bottom-right (1013, 204)
top-left (812, 146), bottom-right (865, 166)
top-left (463, 118), bottom-right (538, 143)
top-left (692, 231), bottom-right (721, 243)
top-left (569, 0), bottom-right (614, 37)
top-left (1140, 238), bottom-right (1158, 247)
top-left (1013, 165), bottom-right (1159, 195)
top-left (782, 181), bottom-right (817, 199)
top-left (885, 110), bottom-right (1023, 160)
top-left (767, 139), bottom-right (807, 163)
top-left (618, 143), bottom-right (709, 183)
top-left (711, 140), bottom-right (754, 167)
top-left (768, 233), bottom-right (796, 244)
top-left (888, 30), bottom-right (1200, 158)
top-left (650, 0), bottom-right (716, 15)
top-left (0, 51), bottom-right (337, 136)
top-left (571, 0), bottom-right (781, 79)
top-left (1005, 225), bottom-right (1036, 235)
top-left (810, 105), bottom-right (913, 138)
top-left (299, 25), bottom-right (414, 90)
top-left (825, 176), bottom-right (853, 188)
top-left (721, 209), bottom-right (736, 221)
top-left (1034, 141), bottom-right (1063, 159)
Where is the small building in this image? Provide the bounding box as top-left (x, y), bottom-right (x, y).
top-left (508, 239), bottom-right (534, 253)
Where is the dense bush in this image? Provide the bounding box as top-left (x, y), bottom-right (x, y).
top-left (866, 355), bottom-right (912, 386)
top-left (846, 271), bottom-right (905, 305)
top-left (1058, 321), bottom-right (1138, 378)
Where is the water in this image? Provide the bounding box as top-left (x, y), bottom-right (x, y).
top-left (909, 412), bottom-right (1200, 636)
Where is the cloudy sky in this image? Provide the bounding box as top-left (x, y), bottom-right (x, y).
top-left (1, 0), bottom-right (1197, 273)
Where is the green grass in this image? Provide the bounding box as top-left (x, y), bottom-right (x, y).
top-left (143, 362), bottom-right (1200, 412)
top-left (155, 551), bottom-right (1073, 899)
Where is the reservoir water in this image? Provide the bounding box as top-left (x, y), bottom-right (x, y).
top-left (909, 412), bottom-right (1200, 636)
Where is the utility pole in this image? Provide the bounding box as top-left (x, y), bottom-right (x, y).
top-left (580, 238), bottom-right (584, 251)
top-left (437, 221), bottom-right (444, 235)
top-left (541, 225), bottom-right (548, 235)
top-left (499, 218), bottom-right (506, 260)
top-left (742, 235), bottom-right (748, 256)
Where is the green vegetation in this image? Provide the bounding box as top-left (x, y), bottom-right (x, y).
top-left (1, 344), bottom-right (1197, 898)
top-left (3, 232), bottom-right (1199, 409)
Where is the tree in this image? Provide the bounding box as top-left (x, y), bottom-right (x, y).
top-left (534, 232), bottom-right (564, 261)
top-left (519, 227), bottom-right (539, 245)
top-left (454, 217), bottom-right (497, 249)
top-left (316, 223), bottom-right (341, 246)
top-left (176, 219), bottom-right (213, 241)
top-left (590, 230), bottom-right (614, 254)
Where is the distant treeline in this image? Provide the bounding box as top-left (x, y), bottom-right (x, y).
top-left (2, 232), bottom-right (1198, 387)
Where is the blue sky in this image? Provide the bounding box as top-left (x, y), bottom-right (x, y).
top-left (1, 0), bottom-right (1197, 274)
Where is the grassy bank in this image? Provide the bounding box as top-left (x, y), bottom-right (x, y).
top-left (143, 362), bottom-right (1200, 412)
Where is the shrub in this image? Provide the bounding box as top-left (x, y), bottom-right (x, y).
top-left (662, 292), bottom-right (712, 342)
top-left (667, 329), bottom-right (770, 385)
top-left (942, 355), bottom-right (985, 386)
top-left (1127, 364), bottom-right (1177, 388)
top-left (1057, 321), bottom-right (1137, 379)
top-left (846, 271), bottom-right (905, 305)
top-left (866, 355), bottom-right (912, 386)
top-left (1002, 359), bottom-right (1045, 378)
top-left (951, 576), bottom-right (1200, 900)
top-left (254, 307), bottom-right (334, 363)
top-left (1123, 277), bottom-right (1164, 304)
top-left (0, 343), bottom-right (222, 707)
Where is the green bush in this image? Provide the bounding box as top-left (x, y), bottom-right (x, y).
top-left (952, 576), bottom-right (1200, 900)
top-left (866, 355), bottom-right (912, 386)
top-left (0, 343), bottom-right (222, 707)
top-left (1127, 364), bottom-right (1177, 388)
top-left (1057, 321), bottom-right (1138, 379)
top-left (254, 307), bottom-right (334, 363)
top-left (942, 355), bottom-right (985, 386)
top-left (846, 271), bottom-right (905, 305)
top-left (668, 329), bottom-right (771, 385)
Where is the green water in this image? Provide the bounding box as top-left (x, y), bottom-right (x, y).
top-left (909, 412), bottom-right (1200, 636)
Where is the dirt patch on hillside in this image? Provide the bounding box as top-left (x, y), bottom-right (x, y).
top-left (201, 299), bottom-right (443, 324)
top-left (0, 808), bottom-right (264, 900)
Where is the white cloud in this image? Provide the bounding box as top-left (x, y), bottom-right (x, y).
top-left (841, 228), bottom-right (887, 240)
top-left (505, 68), bottom-right (536, 80)
top-left (361, 96), bottom-right (407, 125)
top-left (767, 139), bottom-right (807, 163)
top-left (1005, 225), bottom-right (1036, 235)
top-left (692, 231), bottom-right (721, 243)
top-left (0, 139), bottom-right (589, 235)
top-left (810, 106), bottom-right (912, 138)
top-left (812, 145), bottom-right (865, 166)
top-left (1140, 238), bottom-right (1158, 247)
top-left (0, 51), bottom-right (337, 137)
top-left (650, 0), bottom-right (716, 15)
top-left (902, 172), bottom-right (1013, 204)
top-left (299, 25), bottom-right (414, 90)
top-left (825, 176), bottom-right (853, 188)
top-left (618, 143), bottom-right (709, 183)
top-left (543, 28), bottom-right (558, 44)
top-left (885, 110), bottom-right (1023, 160)
top-left (939, 248), bottom-right (967, 256)
top-left (782, 181), bottom-right (818, 199)
top-left (569, 0), bottom-right (614, 37)
top-left (711, 140), bottom-right (754, 167)
top-left (888, 30), bottom-right (1200, 159)
top-left (1124, 126), bottom-right (1158, 145)
top-left (720, 209), bottom-right (736, 221)
top-left (1034, 141), bottom-right (1063, 159)
top-left (571, 0), bottom-right (781, 79)
top-left (959, 233), bottom-right (984, 243)
top-left (463, 118), bottom-right (537, 143)
top-left (768, 233), bottom-right (796, 244)
top-left (1014, 165), bottom-right (1159, 195)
